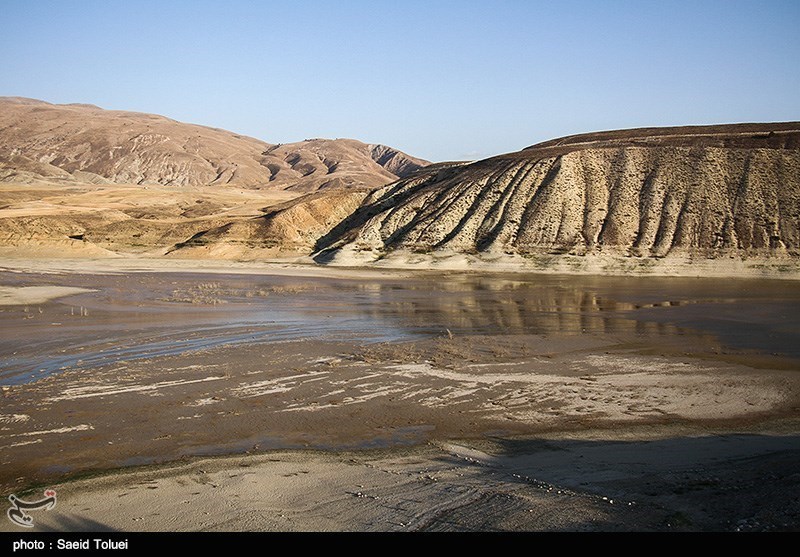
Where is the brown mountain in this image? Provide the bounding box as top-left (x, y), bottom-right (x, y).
top-left (314, 123), bottom-right (800, 277)
top-left (261, 139), bottom-right (427, 192)
top-left (0, 97), bottom-right (427, 190)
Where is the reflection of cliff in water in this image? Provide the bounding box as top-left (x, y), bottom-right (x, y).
top-left (340, 274), bottom-right (800, 361)
top-left (351, 278), bottom-right (691, 338)
top-left (3, 271), bottom-right (799, 386)
top-left (139, 272), bottom-right (800, 360)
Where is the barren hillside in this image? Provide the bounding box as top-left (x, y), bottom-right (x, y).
top-left (315, 123), bottom-right (800, 277)
top-left (0, 97), bottom-right (427, 190)
top-left (166, 188), bottom-right (373, 259)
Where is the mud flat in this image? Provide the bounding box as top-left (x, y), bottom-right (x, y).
top-left (1, 262), bottom-right (799, 531)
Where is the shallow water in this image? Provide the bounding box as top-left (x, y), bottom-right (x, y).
top-left (1, 270), bottom-right (799, 384)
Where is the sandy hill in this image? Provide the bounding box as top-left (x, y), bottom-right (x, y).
top-left (0, 97), bottom-right (428, 257)
top-left (314, 123), bottom-right (800, 278)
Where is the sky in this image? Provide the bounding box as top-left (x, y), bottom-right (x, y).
top-left (1, 0), bottom-right (799, 162)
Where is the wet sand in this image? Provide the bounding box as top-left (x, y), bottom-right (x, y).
top-left (1, 261), bottom-right (799, 531)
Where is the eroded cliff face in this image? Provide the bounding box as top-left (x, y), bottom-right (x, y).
top-left (316, 124), bottom-right (800, 266)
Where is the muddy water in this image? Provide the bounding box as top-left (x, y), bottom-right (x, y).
top-left (1, 271), bottom-right (799, 385)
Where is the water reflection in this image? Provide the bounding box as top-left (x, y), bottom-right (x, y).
top-left (1, 271), bottom-right (799, 384)
top-left (331, 274), bottom-right (800, 360)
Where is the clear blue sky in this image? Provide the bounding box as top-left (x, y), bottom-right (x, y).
top-left (2, 0), bottom-right (799, 162)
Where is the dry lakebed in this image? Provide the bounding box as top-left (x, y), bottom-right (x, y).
top-left (0, 259), bottom-right (799, 532)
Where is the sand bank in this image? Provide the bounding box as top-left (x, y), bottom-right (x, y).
top-left (0, 286), bottom-right (95, 306)
top-left (0, 256), bottom-right (409, 281)
top-left (4, 431), bottom-right (799, 532)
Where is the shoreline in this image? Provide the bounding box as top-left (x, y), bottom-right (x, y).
top-left (0, 252), bottom-right (798, 281)
top-left (319, 247), bottom-right (800, 281)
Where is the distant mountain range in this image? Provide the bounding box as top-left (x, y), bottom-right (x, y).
top-left (0, 97), bottom-right (428, 190)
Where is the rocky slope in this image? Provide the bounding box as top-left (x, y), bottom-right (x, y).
top-left (315, 123), bottom-right (800, 276)
top-left (0, 97), bottom-right (427, 190)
